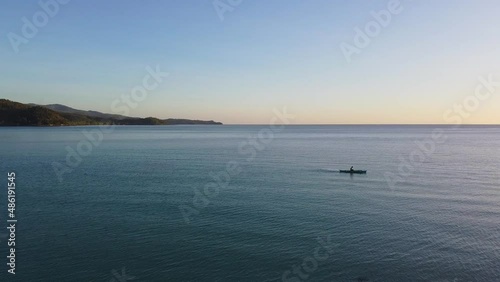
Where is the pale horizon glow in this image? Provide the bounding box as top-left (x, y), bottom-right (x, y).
top-left (1, 1), bottom-right (499, 124)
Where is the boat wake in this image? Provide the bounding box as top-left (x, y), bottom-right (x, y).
top-left (317, 168), bottom-right (340, 173)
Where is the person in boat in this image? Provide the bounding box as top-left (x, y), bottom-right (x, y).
top-left (350, 166), bottom-right (354, 172)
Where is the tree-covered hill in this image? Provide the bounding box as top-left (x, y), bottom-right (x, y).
top-left (0, 99), bottom-right (222, 126)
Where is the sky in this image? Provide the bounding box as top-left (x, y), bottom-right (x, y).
top-left (1, 0), bottom-right (499, 124)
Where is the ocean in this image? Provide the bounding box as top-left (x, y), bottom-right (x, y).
top-left (0, 125), bottom-right (499, 281)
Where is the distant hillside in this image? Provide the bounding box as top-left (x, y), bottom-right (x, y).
top-left (29, 103), bottom-right (130, 120)
top-left (1, 100), bottom-right (69, 126)
top-left (164, 118), bottom-right (223, 125)
top-left (1, 99), bottom-right (222, 126)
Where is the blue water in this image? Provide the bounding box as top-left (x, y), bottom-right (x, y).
top-left (0, 125), bottom-right (499, 281)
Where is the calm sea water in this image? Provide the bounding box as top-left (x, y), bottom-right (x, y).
top-left (0, 125), bottom-right (499, 282)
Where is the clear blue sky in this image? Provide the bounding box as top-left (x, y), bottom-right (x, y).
top-left (1, 0), bottom-right (499, 124)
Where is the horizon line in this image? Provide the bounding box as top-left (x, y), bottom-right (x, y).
top-left (222, 123), bottom-right (500, 126)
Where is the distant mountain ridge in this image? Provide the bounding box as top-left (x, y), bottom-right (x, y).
top-left (1, 99), bottom-right (223, 126)
top-left (28, 103), bottom-right (131, 120)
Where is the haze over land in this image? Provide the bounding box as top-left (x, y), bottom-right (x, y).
top-left (1, 1), bottom-right (500, 124)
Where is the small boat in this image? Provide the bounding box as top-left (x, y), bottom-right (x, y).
top-left (339, 170), bottom-right (367, 174)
